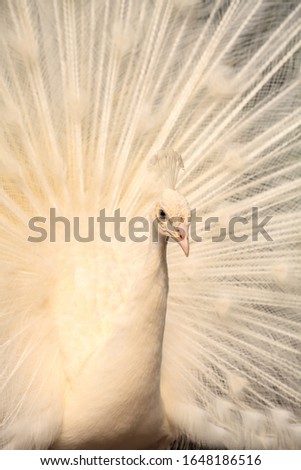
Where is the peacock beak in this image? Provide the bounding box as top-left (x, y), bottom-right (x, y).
top-left (177, 223), bottom-right (189, 257)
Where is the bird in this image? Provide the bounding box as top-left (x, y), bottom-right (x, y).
top-left (0, 0), bottom-right (301, 450)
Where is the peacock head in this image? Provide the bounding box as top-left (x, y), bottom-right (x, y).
top-left (153, 188), bottom-right (191, 257)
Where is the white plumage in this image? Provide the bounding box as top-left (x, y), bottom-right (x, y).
top-left (0, 0), bottom-right (301, 450)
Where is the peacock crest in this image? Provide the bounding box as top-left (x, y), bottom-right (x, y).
top-left (148, 148), bottom-right (184, 190)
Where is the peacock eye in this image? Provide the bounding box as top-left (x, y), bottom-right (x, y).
top-left (159, 209), bottom-right (166, 221)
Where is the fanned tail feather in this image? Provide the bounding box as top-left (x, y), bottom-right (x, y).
top-left (0, 0), bottom-right (300, 449)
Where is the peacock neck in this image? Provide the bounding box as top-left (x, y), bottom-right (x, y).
top-left (119, 227), bottom-right (169, 396)
top-left (128, 228), bottom-right (169, 352)
top-left (146, 228), bottom-right (168, 282)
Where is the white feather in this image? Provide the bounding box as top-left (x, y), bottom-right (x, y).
top-left (0, 0), bottom-right (300, 450)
